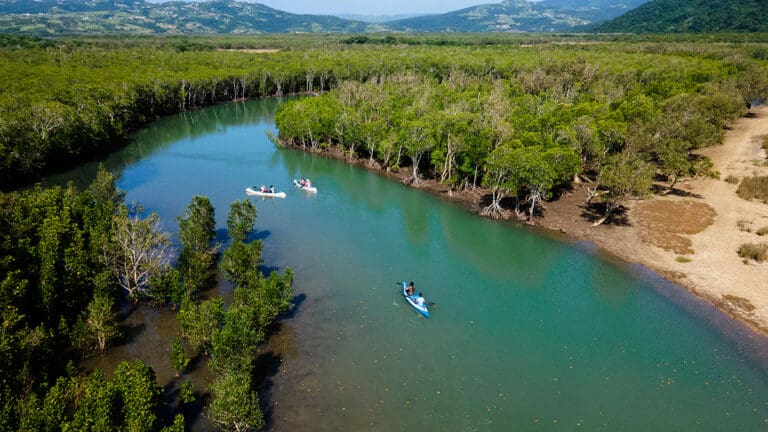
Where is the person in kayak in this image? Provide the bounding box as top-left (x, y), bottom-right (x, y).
top-left (416, 293), bottom-right (425, 307)
top-left (269, 185), bottom-right (275, 193)
top-left (260, 185), bottom-right (268, 192)
top-left (406, 281), bottom-right (416, 296)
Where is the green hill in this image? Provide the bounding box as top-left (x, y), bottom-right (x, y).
top-left (592, 0), bottom-right (768, 33)
top-left (0, 0), bottom-right (383, 35)
top-left (386, 0), bottom-right (649, 32)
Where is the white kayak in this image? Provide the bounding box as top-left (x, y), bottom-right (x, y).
top-left (245, 187), bottom-right (286, 198)
top-left (293, 179), bottom-right (318, 193)
top-left (402, 281), bottom-right (429, 317)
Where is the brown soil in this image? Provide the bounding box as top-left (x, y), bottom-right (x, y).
top-left (303, 106), bottom-right (768, 335)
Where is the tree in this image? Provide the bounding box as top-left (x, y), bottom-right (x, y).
top-left (481, 143), bottom-right (524, 219)
top-left (170, 337), bottom-right (189, 378)
top-left (108, 204), bottom-right (172, 302)
top-left (207, 370), bottom-right (264, 432)
top-left (592, 153), bottom-right (654, 226)
top-left (83, 294), bottom-right (119, 353)
top-left (227, 200), bottom-right (257, 244)
top-left (177, 196), bottom-right (218, 296)
top-left (221, 241), bottom-right (263, 289)
top-left (177, 297), bottom-right (225, 355)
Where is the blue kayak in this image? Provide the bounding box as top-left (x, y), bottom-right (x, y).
top-left (402, 281), bottom-right (429, 317)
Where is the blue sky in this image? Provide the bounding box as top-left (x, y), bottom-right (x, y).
top-left (255, 0), bottom-right (493, 15)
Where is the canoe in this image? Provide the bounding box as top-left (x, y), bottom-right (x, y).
top-left (402, 281), bottom-right (429, 317)
top-left (293, 179), bottom-right (318, 193)
top-left (245, 187), bottom-right (286, 198)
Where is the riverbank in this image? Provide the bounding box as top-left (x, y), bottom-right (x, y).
top-left (313, 106), bottom-right (768, 336)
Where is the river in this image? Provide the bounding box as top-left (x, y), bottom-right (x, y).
top-left (50, 98), bottom-right (768, 431)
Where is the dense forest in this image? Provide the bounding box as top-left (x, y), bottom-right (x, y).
top-left (2, 33), bottom-right (768, 431)
top-left (0, 166), bottom-right (294, 430)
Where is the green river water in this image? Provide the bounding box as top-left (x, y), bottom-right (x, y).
top-left (53, 98), bottom-right (768, 431)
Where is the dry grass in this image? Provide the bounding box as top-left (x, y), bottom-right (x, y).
top-left (737, 242), bottom-right (768, 262)
top-left (757, 226), bottom-right (768, 236)
top-left (634, 200), bottom-right (716, 254)
top-left (675, 256), bottom-right (692, 263)
top-left (736, 175), bottom-right (768, 203)
top-left (737, 219), bottom-right (753, 232)
top-left (724, 174), bottom-right (740, 184)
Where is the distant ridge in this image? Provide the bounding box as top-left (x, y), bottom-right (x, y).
top-left (591, 0), bottom-right (768, 33)
top-left (0, 0), bottom-right (654, 35)
top-left (0, 0), bottom-right (383, 34)
top-left (386, 0), bottom-right (650, 33)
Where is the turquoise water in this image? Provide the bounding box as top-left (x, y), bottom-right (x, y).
top-left (52, 99), bottom-right (768, 431)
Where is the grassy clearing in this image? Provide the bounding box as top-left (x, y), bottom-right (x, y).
top-left (737, 242), bottom-right (768, 262)
top-left (736, 176), bottom-right (768, 203)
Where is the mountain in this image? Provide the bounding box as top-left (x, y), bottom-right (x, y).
top-left (591, 0), bottom-right (768, 33)
top-left (385, 0), bottom-right (650, 33)
top-left (0, 0), bottom-right (383, 34)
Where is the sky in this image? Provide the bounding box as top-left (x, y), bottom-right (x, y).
top-left (255, 0), bottom-right (495, 16)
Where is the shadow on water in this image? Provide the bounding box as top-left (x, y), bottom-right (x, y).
top-left (250, 229), bottom-right (272, 242)
top-left (257, 294), bottom-right (306, 429)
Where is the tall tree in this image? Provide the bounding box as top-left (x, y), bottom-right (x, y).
top-left (177, 196), bottom-right (218, 296)
top-left (226, 200), bottom-right (257, 244)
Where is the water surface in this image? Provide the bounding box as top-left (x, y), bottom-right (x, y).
top-left (52, 99), bottom-right (768, 431)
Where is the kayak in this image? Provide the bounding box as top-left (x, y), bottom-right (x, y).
top-left (293, 179), bottom-right (318, 193)
top-left (402, 281), bottom-right (429, 317)
top-left (245, 187), bottom-right (286, 198)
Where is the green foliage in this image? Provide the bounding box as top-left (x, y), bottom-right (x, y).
top-left (736, 175), bottom-right (768, 203)
top-left (81, 294), bottom-right (119, 353)
top-left (221, 240), bottom-right (263, 289)
top-left (148, 267), bottom-right (185, 306)
top-left (177, 195), bottom-right (218, 296)
top-left (227, 199), bottom-right (257, 244)
top-left (177, 296), bottom-right (225, 355)
top-left (207, 371), bottom-right (264, 432)
top-left (19, 361), bottom-right (167, 432)
top-left (170, 337), bottom-right (189, 377)
top-left (180, 382), bottom-right (195, 405)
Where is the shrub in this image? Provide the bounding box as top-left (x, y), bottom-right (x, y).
top-left (724, 174), bottom-right (740, 185)
top-left (737, 219), bottom-right (753, 232)
top-left (676, 256), bottom-right (692, 263)
top-left (736, 176), bottom-right (768, 203)
top-left (757, 226), bottom-right (768, 236)
top-left (737, 242), bottom-right (768, 262)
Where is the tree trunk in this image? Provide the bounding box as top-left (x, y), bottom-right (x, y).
top-left (481, 188), bottom-right (505, 219)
